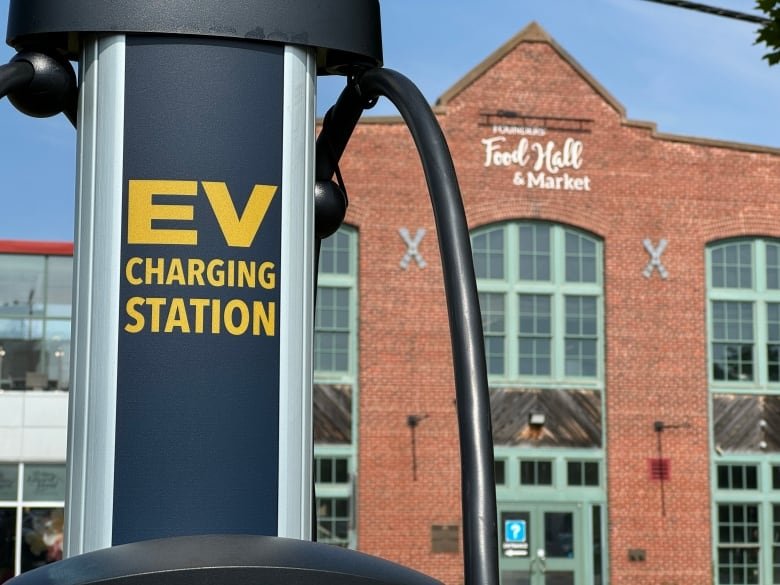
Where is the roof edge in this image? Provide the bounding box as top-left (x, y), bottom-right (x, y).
top-left (0, 240), bottom-right (74, 255)
top-left (623, 118), bottom-right (780, 155)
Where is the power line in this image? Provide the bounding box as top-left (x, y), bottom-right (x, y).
top-left (637, 0), bottom-right (771, 24)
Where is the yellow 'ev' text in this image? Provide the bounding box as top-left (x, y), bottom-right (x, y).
top-left (123, 180), bottom-right (279, 337)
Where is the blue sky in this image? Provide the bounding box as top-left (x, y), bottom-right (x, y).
top-left (1, 0), bottom-right (778, 242)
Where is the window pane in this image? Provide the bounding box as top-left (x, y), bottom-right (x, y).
top-left (592, 506), bottom-right (603, 585)
top-left (717, 465), bottom-right (759, 490)
top-left (480, 293), bottom-right (505, 376)
top-left (318, 458), bottom-right (332, 483)
top-left (23, 465), bottom-right (66, 502)
top-left (335, 458), bottom-right (348, 483)
top-left (0, 508), bottom-right (16, 582)
top-left (472, 228), bottom-right (504, 280)
top-left (711, 301), bottom-right (754, 381)
top-left (520, 460), bottom-right (552, 486)
top-left (774, 505), bottom-right (780, 584)
top-left (717, 503), bottom-right (760, 585)
top-left (718, 465), bottom-right (730, 489)
top-left (317, 497), bottom-right (351, 547)
top-left (314, 287), bottom-right (351, 373)
top-left (518, 295), bottom-right (551, 376)
top-left (45, 257), bottom-right (73, 318)
top-left (564, 297), bottom-right (598, 378)
top-left (0, 319), bottom-right (45, 389)
top-left (319, 230), bottom-right (352, 275)
top-left (768, 243), bottom-right (780, 289)
top-left (567, 461), bottom-right (581, 486)
top-left (566, 461), bottom-right (599, 486)
top-left (486, 337), bottom-right (505, 376)
top-left (20, 508), bottom-right (64, 571)
top-left (518, 295), bottom-right (551, 334)
top-left (746, 465), bottom-right (758, 490)
top-left (45, 320), bottom-right (70, 391)
top-left (769, 304), bottom-right (780, 383)
top-left (0, 255), bottom-right (45, 317)
top-left (0, 466), bottom-right (17, 501)
top-left (494, 460), bottom-right (506, 485)
top-left (520, 460), bottom-right (535, 485)
top-left (545, 512), bottom-right (574, 559)
top-left (584, 461), bottom-right (599, 486)
top-left (518, 224), bottom-right (550, 281)
top-left (537, 461), bottom-right (552, 485)
top-left (565, 230), bottom-right (598, 283)
top-left (480, 293), bottom-right (505, 334)
top-left (711, 242), bottom-right (752, 289)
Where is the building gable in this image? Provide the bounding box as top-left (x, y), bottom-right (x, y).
top-left (435, 21), bottom-right (625, 119)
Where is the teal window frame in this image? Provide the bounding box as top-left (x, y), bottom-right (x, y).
top-left (314, 227), bottom-right (358, 549)
top-left (710, 458), bottom-right (780, 585)
top-left (313, 445), bottom-right (354, 548)
top-left (567, 460), bottom-right (600, 487)
top-left (519, 459), bottom-right (553, 486)
top-left (313, 221), bottom-right (358, 379)
top-left (717, 464), bottom-right (759, 491)
top-left (708, 239), bottom-right (780, 585)
top-left (717, 503), bottom-right (760, 585)
top-left (471, 222), bottom-right (604, 386)
top-left (315, 228), bottom-right (358, 380)
top-left (481, 224), bottom-right (608, 582)
top-left (707, 239), bottom-right (780, 391)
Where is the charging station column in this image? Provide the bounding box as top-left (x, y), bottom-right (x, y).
top-left (5, 0), bottom-right (381, 556)
top-left (68, 34), bottom-right (315, 553)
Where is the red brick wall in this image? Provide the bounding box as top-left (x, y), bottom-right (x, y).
top-left (332, 31), bottom-right (780, 585)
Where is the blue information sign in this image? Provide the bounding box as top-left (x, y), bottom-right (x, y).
top-left (504, 519), bottom-right (527, 543)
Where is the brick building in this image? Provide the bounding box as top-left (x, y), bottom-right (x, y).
top-left (3, 20), bottom-right (780, 585)
top-left (322, 21), bottom-right (780, 585)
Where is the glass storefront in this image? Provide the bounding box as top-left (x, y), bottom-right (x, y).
top-left (0, 254), bottom-right (72, 391)
top-left (0, 464), bottom-right (65, 584)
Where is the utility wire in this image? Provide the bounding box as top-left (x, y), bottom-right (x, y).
top-left (638, 0), bottom-right (771, 24)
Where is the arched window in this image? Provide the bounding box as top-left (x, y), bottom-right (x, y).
top-left (471, 222), bottom-right (603, 384)
top-left (708, 238), bottom-right (780, 386)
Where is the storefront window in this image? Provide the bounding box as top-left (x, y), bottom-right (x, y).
top-left (0, 464), bottom-right (65, 584)
top-left (0, 256), bottom-right (45, 318)
top-left (0, 254), bottom-right (72, 391)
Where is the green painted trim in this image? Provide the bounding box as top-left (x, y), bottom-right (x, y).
top-left (314, 225), bottom-right (359, 548)
top-left (496, 501), bottom-right (606, 585)
top-left (471, 221), bottom-right (605, 386)
top-left (706, 238), bottom-right (780, 584)
top-left (707, 238), bottom-right (780, 390)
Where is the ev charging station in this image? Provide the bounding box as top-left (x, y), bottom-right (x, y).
top-left (0, 2), bottom-right (499, 585)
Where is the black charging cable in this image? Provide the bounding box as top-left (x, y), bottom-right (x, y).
top-left (316, 68), bottom-right (499, 585)
top-left (0, 60), bottom-right (34, 97)
top-left (0, 51), bottom-right (77, 127)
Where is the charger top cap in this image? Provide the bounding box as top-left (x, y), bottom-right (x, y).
top-left (6, 0), bottom-right (382, 74)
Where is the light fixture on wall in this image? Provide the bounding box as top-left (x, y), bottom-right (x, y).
top-left (528, 412), bottom-right (546, 428)
top-left (407, 414), bottom-right (429, 481)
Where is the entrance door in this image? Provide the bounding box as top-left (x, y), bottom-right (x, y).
top-left (499, 504), bottom-right (581, 585)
